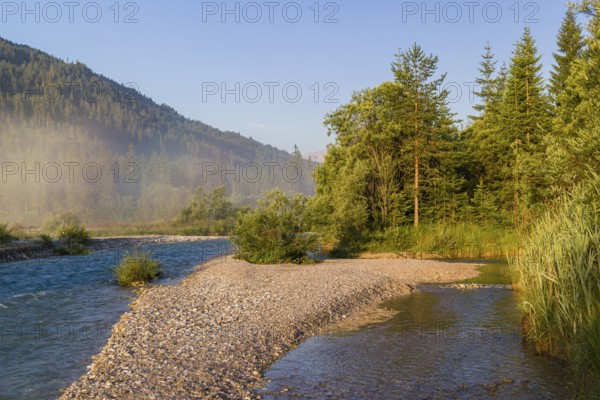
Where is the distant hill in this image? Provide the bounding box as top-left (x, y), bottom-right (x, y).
top-left (0, 37), bottom-right (315, 225)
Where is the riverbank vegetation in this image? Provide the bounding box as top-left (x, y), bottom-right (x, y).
top-left (510, 176), bottom-right (600, 390)
top-left (41, 213), bottom-right (91, 255)
top-left (232, 189), bottom-right (318, 264)
top-left (114, 249), bottom-right (162, 286)
top-left (0, 223), bottom-right (17, 245)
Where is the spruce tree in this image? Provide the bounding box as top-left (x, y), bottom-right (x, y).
top-left (570, 1), bottom-right (600, 134)
top-left (498, 28), bottom-right (552, 222)
top-left (469, 44), bottom-right (502, 181)
top-left (501, 27), bottom-right (552, 149)
top-left (551, 9), bottom-right (585, 103)
top-left (471, 42), bottom-right (501, 118)
top-left (552, 9), bottom-right (585, 135)
top-left (548, 1), bottom-right (600, 188)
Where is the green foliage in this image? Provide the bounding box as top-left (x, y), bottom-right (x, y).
top-left (0, 223), bottom-right (17, 245)
top-left (36, 233), bottom-right (55, 249)
top-left (42, 213), bottom-right (81, 235)
top-left (175, 186), bottom-right (237, 235)
top-left (469, 29), bottom-right (553, 226)
top-left (550, 9), bottom-right (585, 115)
top-left (509, 175), bottom-right (600, 388)
top-left (320, 44), bottom-right (459, 238)
top-left (470, 42), bottom-right (502, 119)
top-left (57, 223), bottom-right (91, 244)
top-left (232, 190), bottom-right (319, 264)
top-left (311, 153), bottom-right (370, 255)
top-left (55, 220), bottom-right (91, 255)
top-left (114, 249), bottom-right (162, 286)
top-left (366, 223), bottom-right (518, 259)
top-left (468, 45), bottom-right (505, 199)
top-left (470, 180), bottom-right (501, 225)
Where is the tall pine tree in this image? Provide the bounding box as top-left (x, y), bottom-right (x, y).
top-left (570, 1), bottom-right (600, 133)
top-left (471, 42), bottom-right (501, 118)
top-left (391, 44), bottom-right (455, 227)
top-left (552, 9), bottom-right (585, 135)
top-left (547, 1), bottom-right (600, 188)
top-left (498, 28), bottom-right (552, 223)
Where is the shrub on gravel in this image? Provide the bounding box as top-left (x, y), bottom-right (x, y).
top-left (232, 190), bottom-right (319, 264)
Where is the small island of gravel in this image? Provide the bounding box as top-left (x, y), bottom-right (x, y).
top-left (60, 256), bottom-right (479, 399)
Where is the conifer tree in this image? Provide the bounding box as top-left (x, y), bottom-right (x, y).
top-left (570, 1), bottom-right (600, 133)
top-left (552, 9), bottom-right (585, 134)
top-left (391, 44), bottom-right (455, 227)
top-left (471, 42), bottom-right (501, 118)
top-left (469, 44), bottom-right (501, 179)
top-left (497, 28), bottom-right (552, 221)
top-left (548, 1), bottom-right (600, 187)
top-left (501, 27), bottom-right (552, 149)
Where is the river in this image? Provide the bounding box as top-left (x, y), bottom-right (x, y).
top-left (0, 239), bottom-right (231, 400)
top-left (260, 262), bottom-right (575, 399)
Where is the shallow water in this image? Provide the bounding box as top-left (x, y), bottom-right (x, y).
top-left (0, 239), bottom-right (231, 400)
top-left (261, 262), bottom-right (574, 399)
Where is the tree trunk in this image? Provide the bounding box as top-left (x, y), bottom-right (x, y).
top-left (414, 153), bottom-right (419, 227)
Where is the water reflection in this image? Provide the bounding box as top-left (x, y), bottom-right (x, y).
top-left (261, 263), bottom-right (573, 399)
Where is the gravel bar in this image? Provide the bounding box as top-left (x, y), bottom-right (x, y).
top-left (60, 256), bottom-right (480, 399)
top-left (89, 235), bottom-right (226, 252)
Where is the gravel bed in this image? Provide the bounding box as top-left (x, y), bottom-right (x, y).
top-left (60, 257), bottom-right (479, 399)
top-left (89, 235), bottom-right (225, 252)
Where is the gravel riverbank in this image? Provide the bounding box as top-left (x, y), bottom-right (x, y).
top-left (89, 235), bottom-right (225, 252)
top-left (60, 257), bottom-right (480, 399)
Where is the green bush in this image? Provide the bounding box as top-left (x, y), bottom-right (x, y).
top-left (115, 250), bottom-right (162, 286)
top-left (232, 190), bottom-right (319, 264)
top-left (56, 221), bottom-right (91, 255)
top-left (0, 223), bottom-right (17, 245)
top-left (510, 175), bottom-right (600, 389)
top-left (42, 212), bottom-right (81, 234)
top-left (175, 186), bottom-right (237, 235)
top-left (36, 233), bottom-right (55, 249)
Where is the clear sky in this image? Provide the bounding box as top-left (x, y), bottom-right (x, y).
top-left (1, 0), bottom-right (572, 154)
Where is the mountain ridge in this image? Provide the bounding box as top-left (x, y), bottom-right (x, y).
top-left (0, 36), bottom-right (315, 225)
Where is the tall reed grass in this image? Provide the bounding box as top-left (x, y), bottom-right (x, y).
top-left (509, 177), bottom-right (600, 389)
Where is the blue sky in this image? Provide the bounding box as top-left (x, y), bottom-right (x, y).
top-left (1, 0), bottom-right (572, 154)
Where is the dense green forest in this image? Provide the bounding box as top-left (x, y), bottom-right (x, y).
top-left (308, 5), bottom-right (600, 249)
top-left (0, 37), bottom-right (315, 225)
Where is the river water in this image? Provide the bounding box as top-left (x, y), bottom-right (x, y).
top-left (0, 239), bottom-right (231, 400)
top-left (260, 262), bottom-right (575, 399)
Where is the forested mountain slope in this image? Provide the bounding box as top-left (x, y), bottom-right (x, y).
top-left (0, 37), bottom-right (314, 224)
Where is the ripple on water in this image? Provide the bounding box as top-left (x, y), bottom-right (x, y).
top-left (0, 239), bottom-right (232, 400)
top-left (261, 263), bottom-right (574, 400)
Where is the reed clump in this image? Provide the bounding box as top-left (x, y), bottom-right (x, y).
top-left (510, 176), bottom-right (600, 389)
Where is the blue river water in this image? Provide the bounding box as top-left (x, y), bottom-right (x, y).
top-left (0, 239), bottom-right (231, 400)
